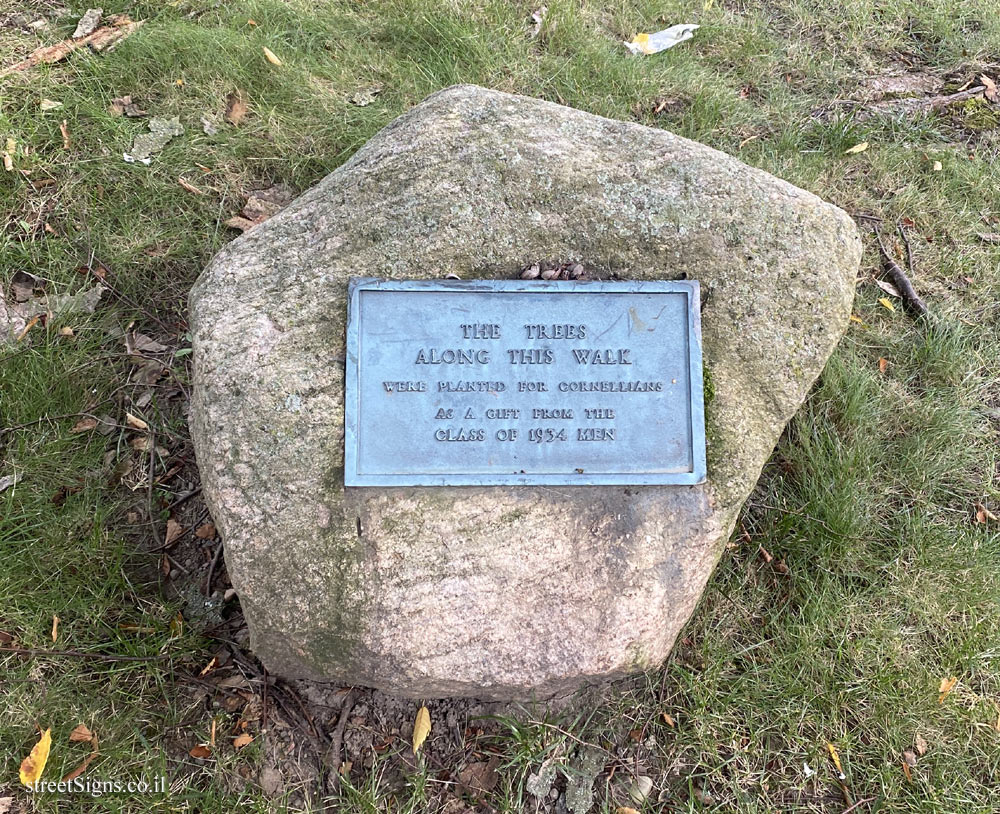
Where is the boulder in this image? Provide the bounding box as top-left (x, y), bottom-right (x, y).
top-left (189, 85), bottom-right (861, 700)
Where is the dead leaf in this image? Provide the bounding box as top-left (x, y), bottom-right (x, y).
top-left (59, 120), bottom-right (71, 149)
top-left (131, 333), bottom-right (169, 354)
top-left (875, 279), bottom-right (900, 297)
top-left (938, 676), bottom-right (958, 704)
top-left (69, 724), bottom-right (94, 743)
top-left (262, 46), bottom-right (282, 66)
top-left (16, 314), bottom-right (40, 341)
top-left (845, 141), bottom-right (869, 154)
top-left (878, 297), bottom-right (896, 312)
top-left (975, 502), bottom-right (997, 523)
top-left (826, 742), bottom-right (846, 779)
top-left (199, 656), bottom-right (218, 676)
top-left (878, 357), bottom-right (888, 374)
top-left (662, 711), bottom-right (676, 727)
top-left (169, 613), bottom-right (184, 638)
top-left (178, 177), bottom-right (204, 196)
top-left (189, 744), bottom-right (212, 759)
top-left (233, 732), bottom-right (254, 749)
top-left (109, 95), bottom-right (146, 117)
top-left (458, 756), bottom-right (500, 796)
top-left (616, 809), bottom-right (641, 814)
top-left (902, 760), bottom-right (912, 782)
top-left (70, 417), bottom-right (98, 433)
top-left (61, 747), bottom-right (97, 783)
top-left (165, 518), bottom-right (184, 546)
top-left (530, 6), bottom-right (548, 38)
top-left (412, 705), bottom-right (431, 753)
top-left (51, 615), bottom-right (59, 642)
top-left (914, 734), bottom-right (928, 756)
top-left (850, 314), bottom-right (865, 325)
top-left (225, 90), bottom-right (248, 125)
top-left (195, 523), bottom-right (216, 540)
top-left (72, 8), bottom-right (103, 39)
top-left (125, 412), bottom-right (148, 430)
top-left (19, 728), bottom-right (52, 786)
top-left (980, 74), bottom-right (998, 104)
top-left (40, 98), bottom-right (63, 111)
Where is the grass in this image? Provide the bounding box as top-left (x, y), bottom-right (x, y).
top-left (2, 0), bottom-right (999, 811)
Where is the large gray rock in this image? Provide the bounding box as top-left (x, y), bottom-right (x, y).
top-left (190, 85), bottom-right (861, 700)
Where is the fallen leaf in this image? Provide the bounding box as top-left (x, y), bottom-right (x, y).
top-left (69, 724), bottom-right (94, 743)
top-left (72, 8), bottom-right (103, 39)
top-left (51, 615), bottom-right (59, 642)
top-left (109, 95), bottom-right (146, 117)
top-left (165, 518), bottom-right (184, 546)
top-left (178, 177), bottom-right (204, 195)
top-left (195, 523), bottom-right (216, 540)
top-left (975, 502), bottom-right (997, 523)
top-left (233, 732), bottom-right (254, 749)
top-left (61, 745), bottom-right (97, 783)
top-left (914, 734), bottom-right (928, 756)
top-left (529, 6), bottom-right (547, 38)
top-left (826, 742), bottom-right (846, 779)
top-left (980, 74), bottom-right (998, 104)
top-left (59, 120), bottom-right (71, 150)
top-left (225, 216), bottom-right (257, 233)
top-left (19, 728), bottom-right (52, 786)
top-left (875, 279), bottom-right (900, 297)
top-left (199, 656), bottom-right (218, 676)
top-left (224, 89), bottom-right (248, 125)
top-left (628, 775), bottom-right (653, 804)
top-left (70, 417), bottom-right (98, 433)
top-left (262, 46), bottom-right (282, 66)
top-left (878, 357), bottom-right (888, 374)
top-left (169, 613), bottom-right (184, 638)
top-left (0, 797), bottom-right (12, 814)
top-left (932, 160), bottom-right (943, 172)
top-left (850, 314), bottom-right (865, 324)
top-left (878, 297), bottom-right (896, 312)
top-left (938, 676), bottom-right (957, 704)
top-left (845, 141), bottom-right (869, 154)
top-left (189, 744), bottom-right (211, 759)
top-left (40, 98), bottom-right (63, 111)
top-left (458, 756), bottom-right (500, 796)
top-left (412, 705), bottom-right (431, 753)
top-left (125, 412), bottom-right (148, 430)
top-left (662, 712), bottom-right (675, 727)
top-left (902, 760), bottom-right (912, 782)
top-left (210, 718), bottom-right (216, 748)
top-left (616, 809), bottom-right (641, 814)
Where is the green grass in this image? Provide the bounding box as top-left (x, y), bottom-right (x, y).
top-left (2, 0), bottom-right (1000, 811)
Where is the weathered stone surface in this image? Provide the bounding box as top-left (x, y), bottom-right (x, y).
top-left (189, 84), bottom-right (861, 700)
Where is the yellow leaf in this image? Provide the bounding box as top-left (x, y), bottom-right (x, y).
top-left (845, 141), bottom-right (869, 154)
top-left (849, 314), bottom-right (865, 325)
top-left (20, 728), bottom-right (52, 786)
top-left (878, 297), bottom-right (896, 312)
top-left (262, 46), bottom-right (282, 66)
top-left (938, 676), bottom-right (957, 704)
top-left (826, 742), bottom-right (845, 779)
top-left (412, 705), bottom-right (431, 753)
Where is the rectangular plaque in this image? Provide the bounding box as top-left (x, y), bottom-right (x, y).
top-left (344, 278), bottom-right (706, 486)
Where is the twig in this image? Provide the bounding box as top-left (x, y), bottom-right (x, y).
top-left (204, 541), bottom-right (224, 596)
top-left (325, 689), bottom-right (356, 792)
top-left (875, 229), bottom-right (929, 317)
top-left (166, 487), bottom-right (202, 512)
top-left (148, 430), bottom-right (163, 550)
top-left (0, 645), bottom-right (165, 662)
top-left (841, 796), bottom-right (875, 814)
